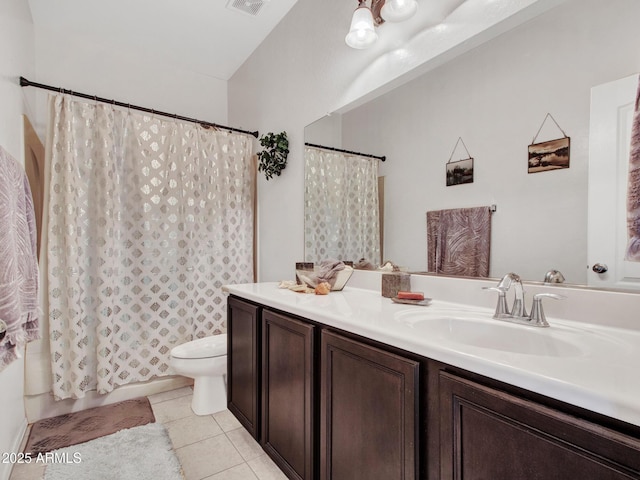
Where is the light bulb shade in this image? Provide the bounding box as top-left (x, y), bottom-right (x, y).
top-left (380, 0), bottom-right (418, 22)
top-left (345, 5), bottom-right (378, 49)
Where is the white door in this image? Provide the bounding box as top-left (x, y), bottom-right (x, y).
top-left (587, 73), bottom-right (640, 289)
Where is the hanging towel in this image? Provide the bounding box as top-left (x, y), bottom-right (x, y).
top-left (0, 146), bottom-right (40, 371)
top-left (626, 75), bottom-right (640, 261)
top-left (427, 206), bottom-right (491, 277)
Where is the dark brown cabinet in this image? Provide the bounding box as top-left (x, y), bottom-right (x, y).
top-left (320, 330), bottom-right (420, 480)
top-left (227, 296), bottom-right (261, 438)
top-left (227, 295), bottom-right (640, 480)
top-left (439, 371), bottom-right (640, 480)
top-left (261, 309), bottom-right (316, 480)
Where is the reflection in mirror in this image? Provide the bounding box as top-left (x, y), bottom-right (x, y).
top-left (303, 141), bottom-right (382, 265)
top-left (304, 0), bottom-right (640, 289)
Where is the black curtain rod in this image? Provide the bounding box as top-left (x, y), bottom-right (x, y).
top-left (305, 142), bottom-right (386, 162)
top-left (20, 76), bottom-right (259, 138)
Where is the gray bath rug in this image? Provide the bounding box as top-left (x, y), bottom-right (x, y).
top-left (44, 423), bottom-right (183, 480)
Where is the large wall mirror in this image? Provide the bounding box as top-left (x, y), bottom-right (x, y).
top-left (304, 0), bottom-right (640, 290)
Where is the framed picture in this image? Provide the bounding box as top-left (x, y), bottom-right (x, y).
top-left (446, 157), bottom-right (474, 186)
top-left (528, 137), bottom-right (570, 173)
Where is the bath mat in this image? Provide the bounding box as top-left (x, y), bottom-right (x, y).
top-left (44, 422), bottom-right (183, 480)
top-left (24, 397), bottom-right (155, 454)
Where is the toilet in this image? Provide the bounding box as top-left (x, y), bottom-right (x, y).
top-left (170, 334), bottom-right (227, 415)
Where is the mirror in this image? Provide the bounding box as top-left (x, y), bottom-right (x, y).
top-left (304, 0), bottom-right (640, 287)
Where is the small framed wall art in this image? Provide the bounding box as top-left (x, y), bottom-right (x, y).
top-left (446, 137), bottom-right (474, 186)
top-left (528, 113), bottom-right (570, 174)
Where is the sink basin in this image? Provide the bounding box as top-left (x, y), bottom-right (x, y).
top-left (394, 309), bottom-right (585, 357)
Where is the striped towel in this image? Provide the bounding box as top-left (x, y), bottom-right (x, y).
top-left (0, 146), bottom-right (39, 370)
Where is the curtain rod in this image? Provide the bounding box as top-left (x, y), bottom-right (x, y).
top-left (19, 76), bottom-right (259, 138)
top-left (305, 142), bottom-right (386, 162)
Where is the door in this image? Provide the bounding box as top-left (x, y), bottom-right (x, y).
top-left (588, 73), bottom-right (640, 289)
top-left (320, 330), bottom-right (419, 480)
top-left (440, 372), bottom-right (640, 479)
top-left (262, 309), bottom-right (315, 480)
top-left (227, 296), bottom-right (261, 438)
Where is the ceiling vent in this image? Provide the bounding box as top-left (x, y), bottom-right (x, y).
top-left (226, 0), bottom-right (268, 17)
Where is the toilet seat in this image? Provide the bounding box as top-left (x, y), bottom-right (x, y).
top-left (171, 334), bottom-right (227, 359)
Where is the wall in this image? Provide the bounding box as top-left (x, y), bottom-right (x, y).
top-left (0, 2), bottom-right (35, 478)
top-left (23, 21), bottom-right (227, 422)
top-left (228, 0), bottom-right (568, 282)
top-left (340, 0), bottom-right (640, 283)
top-left (30, 26), bottom-right (228, 140)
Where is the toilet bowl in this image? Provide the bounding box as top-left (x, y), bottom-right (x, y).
top-left (170, 334), bottom-right (227, 415)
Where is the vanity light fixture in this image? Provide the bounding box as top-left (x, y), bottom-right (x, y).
top-left (345, 0), bottom-right (418, 49)
top-left (381, 0), bottom-right (418, 22)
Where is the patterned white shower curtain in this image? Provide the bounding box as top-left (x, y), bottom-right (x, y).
top-left (46, 94), bottom-right (254, 400)
top-left (304, 147), bottom-right (381, 265)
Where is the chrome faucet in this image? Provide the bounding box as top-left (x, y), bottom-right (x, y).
top-left (484, 273), bottom-right (564, 327)
top-left (496, 272), bottom-right (527, 317)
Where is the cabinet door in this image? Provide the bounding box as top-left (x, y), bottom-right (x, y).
top-left (440, 371), bottom-right (640, 479)
top-left (321, 330), bottom-right (419, 480)
top-left (262, 310), bottom-right (315, 480)
top-left (227, 296), bottom-right (260, 438)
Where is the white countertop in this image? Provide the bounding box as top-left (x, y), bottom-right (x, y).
top-left (226, 282), bottom-right (640, 428)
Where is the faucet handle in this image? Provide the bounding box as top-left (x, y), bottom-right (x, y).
top-left (483, 286), bottom-right (509, 318)
top-left (529, 293), bottom-right (565, 327)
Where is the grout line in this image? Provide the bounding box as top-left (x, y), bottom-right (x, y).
top-left (148, 388), bottom-right (194, 405)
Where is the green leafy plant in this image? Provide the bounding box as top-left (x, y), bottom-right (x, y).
top-left (257, 131), bottom-right (289, 180)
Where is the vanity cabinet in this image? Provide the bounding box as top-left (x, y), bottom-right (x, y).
top-left (439, 371), bottom-right (640, 479)
top-left (261, 309), bottom-right (316, 480)
top-left (320, 330), bottom-right (420, 480)
top-left (227, 296), bottom-right (261, 438)
top-left (227, 294), bottom-right (640, 480)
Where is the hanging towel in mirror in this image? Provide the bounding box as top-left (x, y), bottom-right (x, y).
top-left (0, 146), bottom-right (40, 371)
top-left (427, 206), bottom-right (491, 277)
top-left (626, 75), bottom-right (640, 261)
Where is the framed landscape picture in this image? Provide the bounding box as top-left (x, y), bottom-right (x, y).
top-left (528, 137), bottom-right (570, 173)
top-left (446, 157), bottom-right (474, 186)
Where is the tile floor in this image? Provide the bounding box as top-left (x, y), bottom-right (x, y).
top-left (10, 387), bottom-right (287, 480)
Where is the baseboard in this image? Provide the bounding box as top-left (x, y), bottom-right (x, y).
top-left (24, 376), bottom-right (193, 422)
top-left (0, 418), bottom-right (28, 480)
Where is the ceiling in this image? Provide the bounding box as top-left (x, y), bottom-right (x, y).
top-left (27, 0), bottom-right (300, 81)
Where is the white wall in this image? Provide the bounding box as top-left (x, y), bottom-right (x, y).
top-left (340, 0), bottom-right (640, 283)
top-left (23, 20), bottom-right (227, 422)
top-left (0, 2), bottom-right (35, 478)
top-left (31, 26), bottom-right (228, 141)
top-left (228, 0), bottom-right (568, 282)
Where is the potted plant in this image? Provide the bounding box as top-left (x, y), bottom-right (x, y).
top-left (257, 131), bottom-right (289, 180)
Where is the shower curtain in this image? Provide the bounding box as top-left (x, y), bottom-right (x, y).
top-left (46, 94), bottom-right (254, 400)
top-left (304, 147), bottom-right (381, 265)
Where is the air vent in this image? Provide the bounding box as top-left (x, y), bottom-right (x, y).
top-left (226, 0), bottom-right (268, 17)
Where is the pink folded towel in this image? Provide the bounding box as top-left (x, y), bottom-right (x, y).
top-left (0, 146), bottom-right (40, 370)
